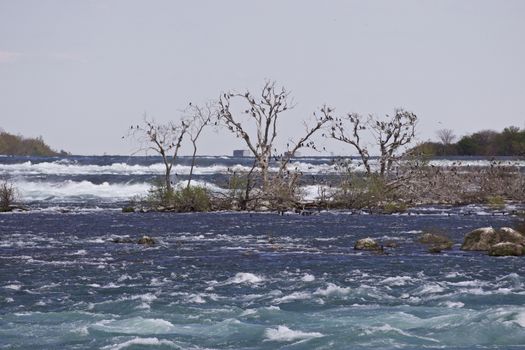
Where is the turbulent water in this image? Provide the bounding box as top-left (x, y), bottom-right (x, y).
top-left (1, 155), bottom-right (525, 349)
top-left (1, 155), bottom-right (524, 207)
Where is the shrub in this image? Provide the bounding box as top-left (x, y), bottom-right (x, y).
top-left (332, 174), bottom-right (391, 210)
top-left (146, 179), bottom-right (176, 207)
top-left (382, 201), bottom-right (407, 214)
top-left (486, 195), bottom-right (505, 210)
top-left (145, 179), bottom-right (211, 212)
top-left (0, 181), bottom-right (17, 212)
top-left (172, 186), bottom-right (211, 212)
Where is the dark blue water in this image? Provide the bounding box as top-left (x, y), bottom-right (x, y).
top-left (1, 209), bottom-right (525, 349)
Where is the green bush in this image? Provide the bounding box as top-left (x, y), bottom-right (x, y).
top-left (146, 180), bottom-right (211, 212)
top-left (332, 174), bottom-right (390, 210)
top-left (382, 201), bottom-right (407, 214)
top-left (146, 179), bottom-right (175, 206)
top-left (172, 186), bottom-right (211, 212)
top-left (486, 195), bottom-right (505, 210)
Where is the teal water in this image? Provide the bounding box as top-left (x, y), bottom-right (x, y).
top-left (1, 209), bottom-right (524, 349)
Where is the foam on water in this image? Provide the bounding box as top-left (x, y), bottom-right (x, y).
top-left (274, 291), bottom-right (312, 303)
top-left (264, 325), bottom-right (324, 342)
top-left (515, 311), bottom-right (525, 328)
top-left (14, 179), bottom-right (225, 203)
top-left (314, 283), bottom-right (351, 297)
top-left (92, 317), bottom-right (177, 335)
top-left (15, 180), bottom-right (150, 202)
top-left (227, 272), bottom-right (264, 284)
top-left (301, 273), bottom-right (315, 282)
top-left (102, 337), bottom-right (179, 350)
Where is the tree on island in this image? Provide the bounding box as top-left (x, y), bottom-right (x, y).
top-left (128, 117), bottom-right (189, 193)
top-left (183, 101), bottom-right (215, 189)
top-left (0, 130), bottom-right (68, 156)
top-left (217, 81), bottom-right (332, 208)
top-left (329, 109), bottom-right (418, 177)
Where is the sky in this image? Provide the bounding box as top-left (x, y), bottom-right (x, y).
top-left (0, 0), bottom-right (524, 156)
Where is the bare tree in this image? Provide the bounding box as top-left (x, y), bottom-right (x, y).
top-left (330, 109), bottom-right (417, 177)
top-left (183, 102), bottom-right (216, 189)
top-left (330, 112), bottom-right (372, 175)
top-left (436, 128), bottom-right (456, 145)
top-left (128, 117), bottom-right (188, 193)
top-left (218, 81), bottom-right (292, 190)
top-left (217, 81), bottom-right (331, 204)
top-left (275, 105), bottom-right (333, 191)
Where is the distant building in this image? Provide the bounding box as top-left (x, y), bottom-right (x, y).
top-left (233, 150), bottom-right (251, 157)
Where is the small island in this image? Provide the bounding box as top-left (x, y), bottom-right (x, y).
top-left (0, 129), bottom-right (68, 157)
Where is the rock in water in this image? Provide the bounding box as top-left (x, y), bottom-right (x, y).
top-left (462, 227), bottom-right (525, 251)
top-left (113, 237), bottom-right (134, 244)
top-left (488, 242), bottom-right (525, 256)
top-left (498, 227), bottom-right (525, 245)
top-left (138, 235), bottom-right (155, 245)
top-left (419, 233), bottom-right (453, 250)
top-left (354, 238), bottom-right (380, 250)
top-left (428, 246), bottom-right (445, 254)
top-left (461, 227), bottom-right (499, 251)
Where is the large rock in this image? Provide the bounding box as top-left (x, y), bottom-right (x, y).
top-left (498, 227), bottom-right (525, 245)
top-left (354, 238), bottom-right (380, 250)
top-left (488, 242), bottom-right (524, 257)
top-left (461, 227), bottom-right (499, 251)
top-left (462, 227), bottom-right (525, 251)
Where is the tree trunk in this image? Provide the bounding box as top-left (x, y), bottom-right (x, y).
top-left (187, 141), bottom-right (198, 189)
top-left (164, 162), bottom-right (172, 193)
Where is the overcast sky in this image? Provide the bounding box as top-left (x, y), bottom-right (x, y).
top-left (1, 0), bottom-right (524, 156)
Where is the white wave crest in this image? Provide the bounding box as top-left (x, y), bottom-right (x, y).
top-left (15, 180), bottom-right (150, 202)
top-left (0, 160), bottom-right (340, 176)
top-left (13, 179), bottom-right (225, 203)
top-left (227, 272), bottom-right (264, 284)
top-left (102, 337), bottom-right (179, 350)
top-left (515, 311), bottom-right (525, 328)
top-left (381, 276), bottom-right (414, 286)
top-left (93, 317), bottom-right (176, 335)
top-left (314, 283), bottom-right (351, 297)
top-left (274, 291), bottom-right (312, 303)
top-left (301, 273), bottom-right (315, 282)
top-left (265, 325), bottom-right (324, 342)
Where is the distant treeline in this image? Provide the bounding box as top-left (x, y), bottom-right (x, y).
top-left (0, 130), bottom-right (68, 156)
top-left (412, 126), bottom-right (525, 157)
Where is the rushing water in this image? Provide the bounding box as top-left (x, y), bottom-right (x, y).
top-left (1, 156), bottom-right (525, 349)
top-left (1, 155), bottom-right (524, 208)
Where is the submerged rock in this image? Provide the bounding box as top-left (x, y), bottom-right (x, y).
top-left (428, 245), bottom-right (445, 254)
top-left (385, 241), bottom-right (399, 248)
top-left (112, 237), bottom-right (134, 244)
top-left (419, 233), bottom-right (453, 253)
top-left (461, 227), bottom-right (499, 251)
top-left (137, 235), bottom-right (155, 245)
top-left (354, 238), bottom-right (380, 251)
top-left (419, 233), bottom-right (453, 247)
top-left (488, 242), bottom-right (524, 257)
